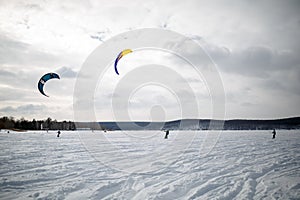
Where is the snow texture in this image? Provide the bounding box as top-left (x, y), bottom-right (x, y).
top-left (0, 129), bottom-right (299, 200)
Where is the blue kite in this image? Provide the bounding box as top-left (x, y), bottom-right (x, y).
top-left (38, 72), bottom-right (60, 97)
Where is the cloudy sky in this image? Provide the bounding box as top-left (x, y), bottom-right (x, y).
top-left (0, 0), bottom-right (299, 121)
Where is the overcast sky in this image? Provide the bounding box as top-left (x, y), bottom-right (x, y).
top-left (0, 0), bottom-right (299, 121)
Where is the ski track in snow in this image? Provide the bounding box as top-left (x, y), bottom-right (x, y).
top-left (0, 130), bottom-right (299, 200)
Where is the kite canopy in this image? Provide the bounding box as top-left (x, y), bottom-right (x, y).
top-left (114, 49), bottom-right (133, 75)
top-left (38, 72), bottom-right (60, 97)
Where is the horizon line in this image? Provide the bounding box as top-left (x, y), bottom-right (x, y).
top-left (1, 115), bottom-right (299, 122)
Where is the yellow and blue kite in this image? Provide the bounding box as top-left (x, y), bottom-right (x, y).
top-left (114, 49), bottom-right (133, 75)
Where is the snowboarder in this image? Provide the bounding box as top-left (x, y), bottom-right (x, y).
top-left (57, 130), bottom-right (61, 137)
top-left (164, 130), bottom-right (169, 139)
top-left (272, 129), bottom-right (276, 139)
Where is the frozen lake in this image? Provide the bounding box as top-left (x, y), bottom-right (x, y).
top-left (0, 130), bottom-right (299, 199)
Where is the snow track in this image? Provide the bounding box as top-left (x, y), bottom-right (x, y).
top-left (0, 130), bottom-right (299, 199)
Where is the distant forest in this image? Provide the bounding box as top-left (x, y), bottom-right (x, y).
top-left (1, 116), bottom-right (299, 131)
top-left (0, 116), bottom-right (75, 131)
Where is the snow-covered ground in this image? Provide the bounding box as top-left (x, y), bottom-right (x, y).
top-left (0, 129), bottom-right (299, 200)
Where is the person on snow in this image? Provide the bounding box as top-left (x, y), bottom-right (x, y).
top-left (272, 129), bottom-right (276, 139)
top-left (164, 130), bottom-right (170, 139)
top-left (57, 130), bottom-right (61, 137)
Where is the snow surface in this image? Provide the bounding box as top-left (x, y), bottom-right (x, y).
top-left (0, 129), bottom-right (299, 200)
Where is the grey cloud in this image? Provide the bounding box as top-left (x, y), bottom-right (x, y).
top-left (180, 76), bottom-right (203, 84)
top-left (89, 29), bottom-right (111, 42)
top-left (224, 46), bottom-right (274, 77)
top-left (237, 46), bottom-right (273, 68)
top-left (90, 35), bottom-right (103, 42)
top-left (132, 94), bottom-right (178, 109)
top-left (0, 86), bottom-right (29, 102)
top-left (0, 66), bottom-right (42, 92)
top-left (90, 32), bottom-right (104, 42)
top-left (0, 34), bottom-right (61, 67)
top-left (260, 79), bottom-right (285, 91)
top-left (203, 43), bottom-right (300, 79)
top-left (0, 69), bottom-right (15, 77)
top-left (188, 35), bottom-right (202, 42)
top-left (23, 3), bottom-right (42, 10)
top-left (0, 104), bottom-right (46, 116)
top-left (205, 45), bottom-right (230, 61)
top-left (56, 66), bottom-right (77, 78)
top-left (241, 102), bottom-right (255, 107)
top-left (260, 68), bottom-right (300, 95)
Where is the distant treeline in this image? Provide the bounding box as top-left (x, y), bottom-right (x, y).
top-left (98, 117), bottom-right (300, 130)
top-left (222, 117), bottom-right (300, 130)
top-left (1, 116), bottom-right (299, 131)
top-left (0, 117), bottom-right (75, 130)
top-left (162, 117), bottom-right (300, 130)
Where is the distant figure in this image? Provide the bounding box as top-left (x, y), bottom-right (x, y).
top-left (7, 130), bottom-right (10, 134)
top-left (104, 129), bottom-right (107, 133)
top-left (57, 130), bottom-right (61, 137)
top-left (272, 129), bottom-right (276, 139)
top-left (164, 130), bottom-right (170, 139)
